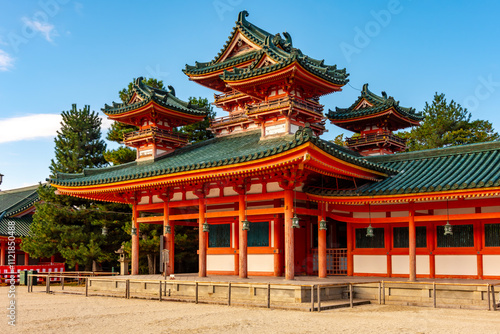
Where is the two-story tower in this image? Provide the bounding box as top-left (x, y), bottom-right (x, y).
top-left (327, 84), bottom-right (423, 156)
top-left (102, 78), bottom-right (208, 161)
top-left (183, 11), bottom-right (349, 139)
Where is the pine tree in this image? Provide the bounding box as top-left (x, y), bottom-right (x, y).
top-left (50, 104), bottom-right (107, 175)
top-left (400, 93), bottom-right (499, 151)
top-left (22, 104), bottom-right (129, 271)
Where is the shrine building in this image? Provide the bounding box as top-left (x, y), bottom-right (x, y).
top-left (48, 11), bottom-right (500, 281)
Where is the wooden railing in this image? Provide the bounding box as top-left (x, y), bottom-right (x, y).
top-left (214, 90), bottom-right (245, 103)
top-left (312, 248), bottom-right (347, 275)
top-left (246, 96), bottom-right (324, 115)
top-left (210, 113), bottom-right (249, 127)
top-left (124, 127), bottom-right (188, 143)
top-left (346, 132), bottom-right (406, 147)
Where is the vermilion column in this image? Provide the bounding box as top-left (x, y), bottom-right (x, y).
top-left (284, 189), bottom-right (294, 280)
top-left (0, 241), bottom-right (5, 266)
top-left (346, 224), bottom-right (353, 276)
top-left (318, 215), bottom-right (327, 278)
top-left (131, 205), bottom-right (140, 275)
top-left (25, 252), bottom-right (29, 266)
top-left (163, 202), bottom-right (172, 275)
top-left (239, 194), bottom-right (248, 278)
top-left (199, 197), bottom-right (207, 277)
top-left (409, 207), bottom-right (416, 281)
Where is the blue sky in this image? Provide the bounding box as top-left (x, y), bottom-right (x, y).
top-left (1, 0), bottom-right (500, 190)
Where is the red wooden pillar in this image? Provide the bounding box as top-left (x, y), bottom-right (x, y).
top-left (24, 252), bottom-right (29, 265)
top-left (163, 202), bottom-right (173, 275)
top-left (238, 194), bottom-right (248, 278)
top-left (0, 241), bottom-right (5, 266)
top-left (284, 189), bottom-right (294, 280)
top-left (131, 204), bottom-right (140, 275)
top-left (346, 223), bottom-right (353, 276)
top-left (409, 206), bottom-right (416, 281)
top-left (318, 215), bottom-right (327, 278)
top-left (199, 196), bottom-right (207, 277)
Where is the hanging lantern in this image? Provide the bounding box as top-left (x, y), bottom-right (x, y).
top-left (319, 219), bottom-right (327, 231)
top-left (366, 224), bottom-right (374, 237)
top-left (102, 226), bottom-right (108, 236)
top-left (444, 221), bottom-right (453, 236)
top-left (242, 219), bottom-right (250, 231)
top-left (164, 225), bottom-right (171, 234)
top-left (291, 214), bottom-right (300, 228)
top-left (203, 220), bottom-right (210, 232)
top-left (131, 227), bottom-right (137, 236)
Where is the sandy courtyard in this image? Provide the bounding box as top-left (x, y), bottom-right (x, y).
top-left (2, 287), bottom-right (500, 334)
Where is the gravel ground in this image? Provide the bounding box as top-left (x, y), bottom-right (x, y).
top-left (2, 286), bottom-right (500, 334)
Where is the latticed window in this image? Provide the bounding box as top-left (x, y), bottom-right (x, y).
top-left (485, 223), bottom-right (500, 247)
top-left (248, 221), bottom-right (269, 247)
top-left (393, 226), bottom-right (427, 248)
top-left (208, 224), bottom-right (231, 248)
top-left (437, 224), bottom-right (474, 247)
top-left (355, 227), bottom-right (384, 248)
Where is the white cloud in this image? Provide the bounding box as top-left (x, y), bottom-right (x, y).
top-left (0, 114), bottom-right (113, 144)
top-left (0, 114), bottom-right (62, 143)
top-left (22, 17), bottom-right (58, 42)
top-left (0, 49), bottom-right (14, 71)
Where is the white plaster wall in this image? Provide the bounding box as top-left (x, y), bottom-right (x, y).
top-left (171, 192), bottom-right (182, 201)
top-left (391, 255), bottom-right (430, 275)
top-left (224, 187), bottom-right (238, 197)
top-left (270, 221), bottom-right (274, 247)
top-left (206, 188), bottom-right (220, 198)
top-left (248, 254), bottom-right (274, 272)
top-left (353, 255), bottom-right (387, 274)
top-left (353, 211), bottom-right (386, 219)
top-left (435, 255), bottom-right (477, 276)
top-left (138, 196), bottom-right (149, 205)
top-left (207, 254), bottom-right (234, 272)
top-left (481, 206), bottom-right (500, 213)
top-left (434, 207), bottom-right (475, 216)
top-left (247, 183), bottom-right (263, 194)
top-left (266, 182), bottom-right (281, 193)
top-left (483, 255), bottom-right (500, 276)
top-left (391, 211), bottom-right (409, 218)
top-left (152, 195), bottom-right (162, 204)
top-left (185, 191), bottom-right (197, 200)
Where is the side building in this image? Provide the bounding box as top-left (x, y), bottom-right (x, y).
top-left (0, 185), bottom-right (65, 282)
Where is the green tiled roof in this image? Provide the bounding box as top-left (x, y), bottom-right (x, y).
top-left (0, 216), bottom-right (32, 237)
top-left (183, 11), bottom-right (349, 87)
top-left (327, 83), bottom-right (423, 122)
top-left (307, 141), bottom-right (500, 196)
top-left (0, 185), bottom-right (39, 218)
top-left (102, 77), bottom-right (208, 116)
top-left (49, 128), bottom-right (395, 188)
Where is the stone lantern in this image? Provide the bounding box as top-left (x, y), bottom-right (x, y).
top-left (115, 246), bottom-right (130, 275)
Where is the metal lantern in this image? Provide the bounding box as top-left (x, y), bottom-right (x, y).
top-left (102, 226), bottom-right (108, 236)
top-left (319, 219), bottom-right (327, 231)
top-left (164, 225), bottom-right (171, 234)
top-left (366, 224), bottom-right (374, 238)
top-left (291, 214), bottom-right (300, 228)
top-left (131, 227), bottom-right (137, 236)
top-left (242, 220), bottom-right (250, 231)
top-left (444, 221), bottom-right (453, 236)
top-left (202, 220), bottom-right (210, 232)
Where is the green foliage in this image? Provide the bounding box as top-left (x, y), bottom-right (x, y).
top-left (400, 93), bottom-right (499, 151)
top-left (174, 225), bottom-right (199, 273)
top-left (103, 146), bottom-right (136, 166)
top-left (23, 105), bottom-right (130, 271)
top-left (179, 97), bottom-right (215, 143)
top-left (331, 133), bottom-right (346, 147)
top-left (22, 185), bottom-right (130, 270)
top-left (49, 104), bottom-right (107, 176)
